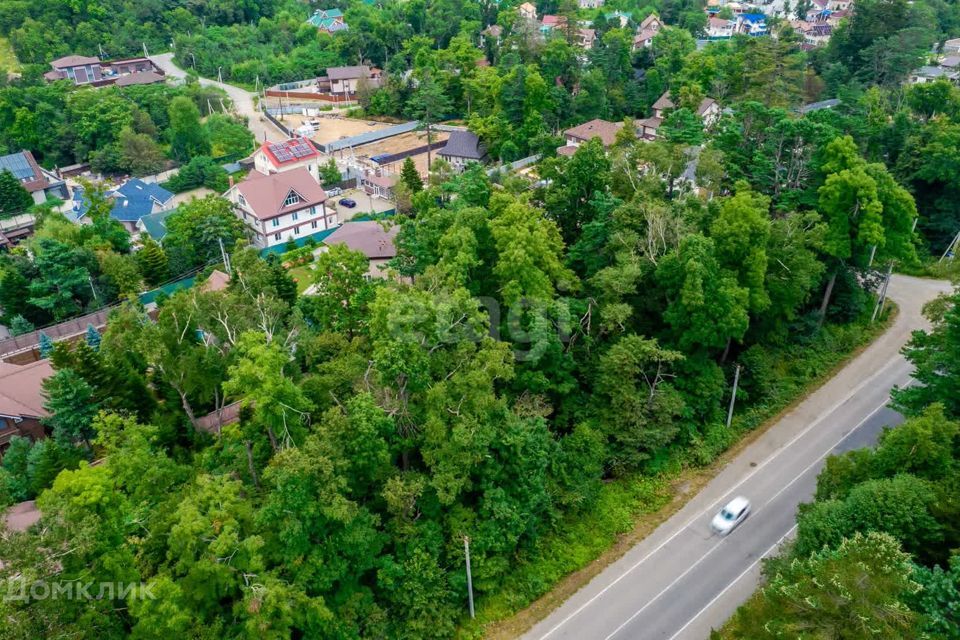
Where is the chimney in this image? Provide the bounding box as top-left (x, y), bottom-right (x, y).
top-left (228, 175), bottom-right (234, 188)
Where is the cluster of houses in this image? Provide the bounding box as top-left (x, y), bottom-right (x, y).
top-left (44, 55), bottom-right (165, 87)
top-left (307, 8), bottom-right (348, 33)
top-left (557, 90), bottom-right (721, 156)
top-left (910, 38), bottom-right (960, 84)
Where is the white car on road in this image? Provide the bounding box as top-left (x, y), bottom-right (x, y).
top-left (711, 496), bottom-right (751, 536)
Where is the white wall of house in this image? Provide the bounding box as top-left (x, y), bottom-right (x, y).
top-left (252, 151), bottom-right (320, 183)
top-left (230, 194), bottom-right (336, 249)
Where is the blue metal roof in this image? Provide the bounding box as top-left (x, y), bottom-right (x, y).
top-left (0, 151), bottom-right (38, 182)
top-left (69, 179), bottom-right (173, 223)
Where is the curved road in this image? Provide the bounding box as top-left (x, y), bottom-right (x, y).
top-left (150, 52), bottom-right (285, 144)
top-left (524, 275), bottom-right (953, 640)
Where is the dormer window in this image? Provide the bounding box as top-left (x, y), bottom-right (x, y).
top-left (283, 192), bottom-right (300, 207)
top-left (238, 194), bottom-right (246, 206)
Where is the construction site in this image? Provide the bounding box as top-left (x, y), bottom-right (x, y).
top-left (275, 112), bottom-right (454, 177)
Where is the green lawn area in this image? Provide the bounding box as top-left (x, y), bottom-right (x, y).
top-left (0, 37), bottom-right (20, 74)
top-left (288, 264), bottom-right (315, 294)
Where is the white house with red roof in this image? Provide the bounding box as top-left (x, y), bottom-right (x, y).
top-left (224, 167), bottom-right (334, 249)
top-left (252, 137), bottom-right (322, 183)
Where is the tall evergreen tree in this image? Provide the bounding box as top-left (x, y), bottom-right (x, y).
top-left (400, 157), bottom-right (424, 193)
top-left (0, 169), bottom-right (33, 218)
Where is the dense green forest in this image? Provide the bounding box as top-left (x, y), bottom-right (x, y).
top-left (0, 127), bottom-right (926, 638)
top-left (0, 0), bottom-right (958, 637)
top-left (721, 287), bottom-right (960, 638)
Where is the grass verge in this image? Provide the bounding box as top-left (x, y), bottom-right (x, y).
top-left (464, 305), bottom-right (899, 639)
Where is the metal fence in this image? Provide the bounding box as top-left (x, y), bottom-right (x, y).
top-left (0, 306), bottom-right (116, 358)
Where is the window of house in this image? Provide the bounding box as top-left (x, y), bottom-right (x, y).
top-left (283, 192), bottom-right (300, 207)
top-left (311, 220), bottom-right (318, 229)
top-left (238, 194), bottom-right (246, 206)
top-left (272, 218), bottom-right (280, 227)
top-left (292, 211), bottom-right (299, 221)
top-left (294, 226), bottom-right (300, 235)
top-left (274, 233), bottom-right (281, 241)
top-left (329, 214), bottom-right (338, 226)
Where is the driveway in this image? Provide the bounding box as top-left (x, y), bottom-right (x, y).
top-left (524, 275), bottom-right (954, 640)
top-left (150, 52), bottom-right (285, 144)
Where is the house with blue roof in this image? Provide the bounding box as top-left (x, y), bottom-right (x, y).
top-left (69, 179), bottom-right (174, 232)
top-left (307, 9), bottom-right (348, 33)
top-left (737, 14), bottom-right (768, 36)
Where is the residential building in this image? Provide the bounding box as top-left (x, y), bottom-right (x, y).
top-left (360, 174), bottom-right (398, 200)
top-left (519, 2), bottom-right (538, 20)
top-left (541, 15), bottom-right (568, 34)
top-left (44, 55), bottom-right (164, 87)
top-left (308, 8), bottom-right (348, 33)
top-left (578, 28), bottom-right (597, 50)
top-left (136, 208), bottom-right (177, 242)
top-left (323, 221), bottom-right (399, 279)
top-left (0, 214), bottom-right (36, 250)
top-left (944, 37), bottom-right (960, 54)
top-left (317, 66), bottom-right (383, 97)
top-left (910, 65), bottom-right (959, 84)
top-left (606, 11), bottom-right (632, 28)
top-left (706, 17), bottom-right (735, 39)
top-left (437, 131), bottom-right (489, 172)
top-left (0, 360), bottom-right (53, 451)
top-left (0, 150), bottom-right (68, 205)
top-left (557, 119), bottom-right (624, 155)
top-left (579, 0), bottom-right (605, 8)
top-left (482, 24), bottom-right (504, 46)
top-left (737, 13), bottom-right (768, 36)
top-left (70, 179), bottom-right (175, 232)
top-left (633, 14), bottom-right (664, 49)
top-left (253, 137), bottom-right (322, 182)
top-left (225, 168), bottom-right (333, 249)
top-left (637, 91), bottom-right (721, 139)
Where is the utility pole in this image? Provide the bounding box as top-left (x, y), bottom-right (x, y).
top-left (217, 66), bottom-right (223, 85)
top-left (867, 244), bottom-right (877, 268)
top-left (218, 237), bottom-right (232, 275)
top-left (88, 275), bottom-right (100, 304)
top-left (872, 263), bottom-right (894, 322)
top-left (464, 536), bottom-right (475, 619)
top-left (939, 229), bottom-right (960, 263)
top-left (142, 42), bottom-right (149, 58)
top-left (726, 364), bottom-right (741, 429)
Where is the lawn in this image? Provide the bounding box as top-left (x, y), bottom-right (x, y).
top-left (288, 264), bottom-right (315, 294)
top-left (0, 37), bottom-right (20, 74)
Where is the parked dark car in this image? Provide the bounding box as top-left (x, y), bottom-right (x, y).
top-left (338, 198), bottom-right (357, 208)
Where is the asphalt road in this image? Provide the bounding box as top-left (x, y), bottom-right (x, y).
top-left (150, 52), bottom-right (285, 144)
top-left (524, 275), bottom-right (953, 640)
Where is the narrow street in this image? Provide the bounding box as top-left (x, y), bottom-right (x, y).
top-left (150, 52), bottom-right (286, 144)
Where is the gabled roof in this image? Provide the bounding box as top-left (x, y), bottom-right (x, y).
top-left (0, 150), bottom-right (49, 193)
top-left (697, 97), bottom-right (718, 116)
top-left (324, 221), bottom-right (399, 259)
top-left (640, 13), bottom-right (662, 29)
top-left (50, 55), bottom-right (100, 69)
top-left (438, 130), bottom-right (488, 160)
top-left (200, 269), bottom-right (231, 293)
top-left (327, 65), bottom-right (371, 81)
top-left (111, 179), bottom-right (174, 222)
top-left (635, 27), bottom-right (659, 43)
top-left (114, 70), bottom-right (165, 86)
top-left (137, 208), bottom-right (177, 241)
top-left (71, 179), bottom-right (173, 223)
top-left (564, 119), bottom-right (624, 147)
top-left (234, 167), bottom-right (327, 220)
top-left (260, 137), bottom-right (320, 167)
top-left (0, 360), bottom-right (54, 420)
top-left (652, 91), bottom-right (675, 111)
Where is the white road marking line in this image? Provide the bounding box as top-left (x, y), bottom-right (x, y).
top-left (533, 356), bottom-right (903, 640)
top-left (664, 524), bottom-right (799, 640)
top-left (607, 400), bottom-right (891, 640)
